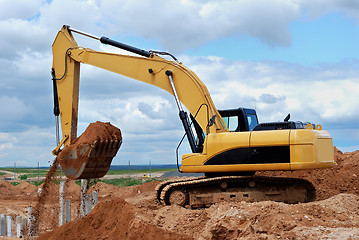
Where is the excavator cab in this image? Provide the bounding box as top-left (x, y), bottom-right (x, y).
top-left (218, 108), bottom-right (259, 132)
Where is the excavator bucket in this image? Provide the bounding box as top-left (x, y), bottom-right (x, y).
top-left (57, 121), bottom-right (122, 180)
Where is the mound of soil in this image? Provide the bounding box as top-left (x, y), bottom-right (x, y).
top-left (256, 147), bottom-right (359, 200)
top-left (16, 181), bottom-right (38, 194)
top-left (65, 180), bottom-right (81, 196)
top-left (38, 198), bottom-right (191, 240)
top-left (0, 181), bottom-right (23, 196)
top-left (89, 181), bottom-right (121, 198)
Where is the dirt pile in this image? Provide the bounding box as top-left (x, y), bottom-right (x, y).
top-left (153, 193), bottom-right (359, 239)
top-left (16, 181), bottom-right (38, 194)
top-left (38, 198), bottom-right (192, 240)
top-left (57, 121), bottom-right (122, 180)
top-left (257, 147), bottom-right (359, 200)
top-left (0, 180), bottom-right (23, 196)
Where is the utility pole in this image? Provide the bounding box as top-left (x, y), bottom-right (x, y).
top-left (149, 160), bottom-right (151, 177)
top-left (128, 160), bottom-right (130, 178)
top-left (37, 162), bottom-right (39, 181)
top-left (13, 163), bottom-right (16, 180)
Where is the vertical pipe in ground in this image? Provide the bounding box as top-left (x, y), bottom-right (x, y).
top-left (27, 207), bottom-right (36, 236)
top-left (59, 180), bottom-right (65, 226)
top-left (80, 179), bottom-right (88, 217)
top-left (0, 214), bottom-right (6, 236)
top-left (16, 216), bottom-right (22, 238)
top-left (92, 191), bottom-right (98, 209)
top-left (85, 194), bottom-right (92, 215)
top-left (65, 200), bottom-right (71, 223)
top-left (6, 216), bottom-right (13, 237)
top-left (22, 218), bottom-right (27, 237)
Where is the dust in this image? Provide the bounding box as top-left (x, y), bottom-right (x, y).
top-left (31, 157), bottom-right (60, 236)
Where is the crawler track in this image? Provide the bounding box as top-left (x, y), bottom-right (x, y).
top-left (156, 176), bottom-right (316, 208)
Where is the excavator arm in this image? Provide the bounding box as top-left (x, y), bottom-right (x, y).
top-left (52, 26), bottom-right (227, 148)
top-left (52, 25), bottom-right (227, 179)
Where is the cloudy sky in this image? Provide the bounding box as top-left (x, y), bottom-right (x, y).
top-left (0, 0), bottom-right (358, 167)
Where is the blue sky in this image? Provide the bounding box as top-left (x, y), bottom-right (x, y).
top-left (0, 0), bottom-right (358, 167)
top-left (185, 12), bottom-right (359, 64)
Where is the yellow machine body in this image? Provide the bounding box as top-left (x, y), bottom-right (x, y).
top-left (181, 129), bottom-right (334, 173)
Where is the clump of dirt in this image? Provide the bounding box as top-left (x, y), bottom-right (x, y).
top-left (37, 198), bottom-right (192, 240)
top-left (73, 121), bottom-right (122, 145)
top-left (57, 121), bottom-right (122, 179)
top-left (256, 147), bottom-right (359, 200)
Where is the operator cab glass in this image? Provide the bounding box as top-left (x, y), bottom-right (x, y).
top-left (218, 108), bottom-right (259, 132)
top-left (247, 112), bottom-right (259, 131)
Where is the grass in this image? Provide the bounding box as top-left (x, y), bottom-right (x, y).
top-left (8, 177), bottom-right (160, 189)
top-left (0, 167), bottom-right (49, 177)
top-left (28, 180), bottom-right (44, 186)
top-left (74, 177), bottom-right (159, 188)
top-left (0, 172), bottom-right (6, 176)
top-left (106, 168), bottom-right (176, 175)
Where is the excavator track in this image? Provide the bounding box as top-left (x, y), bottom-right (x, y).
top-left (156, 176), bottom-right (316, 208)
top-left (155, 176), bottom-right (206, 204)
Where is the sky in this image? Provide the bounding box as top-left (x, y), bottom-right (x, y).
top-left (0, 0), bottom-right (358, 167)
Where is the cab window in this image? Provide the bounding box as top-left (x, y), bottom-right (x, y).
top-left (247, 114), bottom-right (258, 131)
top-left (222, 116), bottom-right (239, 132)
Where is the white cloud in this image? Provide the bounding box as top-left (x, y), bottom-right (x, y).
top-left (184, 56), bottom-right (359, 126)
top-left (0, 0), bottom-right (359, 167)
top-left (0, 96), bottom-right (31, 121)
top-left (0, 0), bottom-right (45, 20)
top-left (99, 0), bottom-right (300, 52)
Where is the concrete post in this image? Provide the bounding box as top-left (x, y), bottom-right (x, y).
top-left (92, 191), bottom-right (98, 209)
top-left (80, 179), bottom-right (88, 217)
top-left (0, 214), bottom-right (6, 236)
top-left (22, 218), bottom-right (27, 237)
top-left (65, 200), bottom-right (71, 223)
top-left (6, 216), bottom-right (13, 237)
top-left (85, 194), bottom-right (92, 215)
top-left (59, 180), bottom-right (65, 226)
top-left (27, 207), bottom-right (35, 236)
top-left (16, 216), bottom-right (22, 238)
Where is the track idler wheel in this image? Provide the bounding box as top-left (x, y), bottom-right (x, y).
top-left (165, 189), bottom-right (188, 207)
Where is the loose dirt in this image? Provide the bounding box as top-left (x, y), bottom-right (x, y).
top-left (256, 147), bottom-right (359, 200)
top-left (57, 121), bottom-right (122, 180)
top-left (1, 147), bottom-right (358, 239)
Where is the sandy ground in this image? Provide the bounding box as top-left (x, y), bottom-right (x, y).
top-left (0, 147), bottom-right (358, 239)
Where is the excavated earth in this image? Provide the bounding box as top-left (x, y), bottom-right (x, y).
top-left (0, 147), bottom-right (358, 239)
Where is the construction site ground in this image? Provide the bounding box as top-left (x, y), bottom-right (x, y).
top-left (0, 147), bottom-right (358, 239)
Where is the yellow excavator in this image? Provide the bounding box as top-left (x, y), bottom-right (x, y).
top-left (51, 25), bottom-right (334, 207)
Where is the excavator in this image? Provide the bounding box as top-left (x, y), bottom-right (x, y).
top-left (51, 25), bottom-right (334, 208)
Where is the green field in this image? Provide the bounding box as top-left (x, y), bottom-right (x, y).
top-left (0, 167), bottom-right (49, 178)
top-left (106, 168), bottom-right (176, 175)
top-left (0, 167), bottom-right (175, 177)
